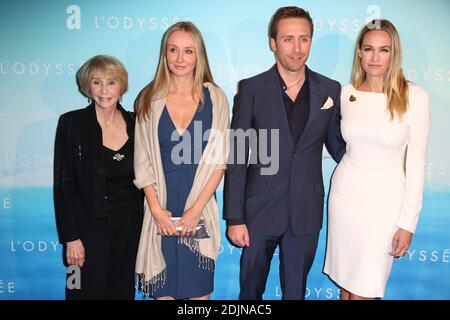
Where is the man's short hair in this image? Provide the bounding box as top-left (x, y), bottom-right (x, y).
top-left (269, 6), bottom-right (314, 39)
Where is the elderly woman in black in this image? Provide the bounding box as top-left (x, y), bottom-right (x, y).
top-left (54, 55), bottom-right (143, 299)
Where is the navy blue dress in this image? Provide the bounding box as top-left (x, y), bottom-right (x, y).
top-left (152, 86), bottom-right (213, 299)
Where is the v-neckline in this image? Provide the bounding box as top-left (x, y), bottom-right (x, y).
top-left (103, 138), bottom-right (129, 152)
top-left (165, 105), bottom-right (198, 136)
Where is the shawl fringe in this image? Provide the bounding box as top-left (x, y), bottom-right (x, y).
top-left (178, 237), bottom-right (216, 271)
top-left (135, 239), bottom-right (215, 297)
top-left (135, 268), bottom-right (167, 297)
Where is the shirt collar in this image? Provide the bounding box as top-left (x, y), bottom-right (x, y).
top-left (275, 64), bottom-right (309, 92)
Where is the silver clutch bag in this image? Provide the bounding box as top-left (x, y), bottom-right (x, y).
top-left (159, 217), bottom-right (211, 239)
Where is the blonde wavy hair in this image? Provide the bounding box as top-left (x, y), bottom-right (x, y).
top-left (136, 21), bottom-right (216, 122)
top-left (351, 19), bottom-right (409, 120)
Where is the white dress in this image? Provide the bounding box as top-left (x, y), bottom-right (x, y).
top-left (323, 83), bottom-right (430, 298)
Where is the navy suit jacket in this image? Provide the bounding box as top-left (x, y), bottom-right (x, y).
top-left (223, 65), bottom-right (345, 236)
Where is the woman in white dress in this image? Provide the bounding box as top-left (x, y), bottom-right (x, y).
top-left (323, 19), bottom-right (430, 300)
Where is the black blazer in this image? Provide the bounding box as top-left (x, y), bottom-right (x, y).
top-left (223, 65), bottom-right (346, 236)
top-left (53, 103), bottom-right (142, 243)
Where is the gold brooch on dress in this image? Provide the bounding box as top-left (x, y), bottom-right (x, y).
top-left (349, 95), bottom-right (356, 102)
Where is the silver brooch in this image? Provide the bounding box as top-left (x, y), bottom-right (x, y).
top-left (113, 153), bottom-right (125, 161)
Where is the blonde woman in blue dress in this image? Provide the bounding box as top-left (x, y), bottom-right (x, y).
top-left (324, 19), bottom-right (430, 300)
top-left (133, 22), bottom-right (229, 300)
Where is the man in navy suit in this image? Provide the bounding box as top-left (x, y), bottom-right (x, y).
top-left (223, 6), bottom-right (346, 300)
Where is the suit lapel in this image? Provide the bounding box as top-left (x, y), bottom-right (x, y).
top-left (296, 68), bottom-right (323, 152)
top-left (263, 66), bottom-right (294, 147)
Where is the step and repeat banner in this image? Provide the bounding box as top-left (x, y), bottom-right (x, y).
top-left (0, 0), bottom-right (449, 299)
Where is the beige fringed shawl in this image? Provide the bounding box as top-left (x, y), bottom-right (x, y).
top-left (133, 83), bottom-right (229, 295)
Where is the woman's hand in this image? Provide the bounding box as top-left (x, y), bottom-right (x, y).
top-left (152, 207), bottom-right (177, 236)
top-left (66, 239), bottom-right (85, 267)
top-left (175, 206), bottom-right (202, 237)
top-left (390, 228), bottom-right (413, 259)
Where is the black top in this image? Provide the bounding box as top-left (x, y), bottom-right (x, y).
top-left (103, 139), bottom-right (140, 216)
top-left (276, 66), bottom-right (310, 146)
top-left (53, 103), bottom-right (144, 243)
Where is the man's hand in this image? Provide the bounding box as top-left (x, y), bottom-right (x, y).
top-left (227, 224), bottom-right (250, 247)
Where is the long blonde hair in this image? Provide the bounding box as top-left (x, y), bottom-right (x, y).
top-left (351, 19), bottom-right (409, 120)
top-left (136, 21), bottom-right (216, 122)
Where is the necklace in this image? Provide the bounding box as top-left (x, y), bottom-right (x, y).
top-left (284, 74), bottom-right (305, 91)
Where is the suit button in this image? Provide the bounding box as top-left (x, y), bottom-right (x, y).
top-left (293, 153), bottom-right (299, 158)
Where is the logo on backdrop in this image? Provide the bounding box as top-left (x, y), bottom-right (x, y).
top-left (0, 62), bottom-right (79, 76)
top-left (0, 153), bottom-right (55, 187)
top-left (0, 280), bottom-right (15, 294)
top-left (426, 162), bottom-right (448, 176)
top-left (62, 4), bottom-right (394, 33)
top-left (217, 242), bottom-right (450, 264)
top-left (406, 69), bottom-right (450, 82)
top-left (66, 4), bottom-right (190, 31)
top-left (2, 198), bottom-right (10, 210)
top-left (1, 154), bottom-right (53, 171)
top-left (217, 243), bottom-right (282, 257)
top-left (274, 287), bottom-right (341, 299)
top-left (402, 248), bottom-right (450, 263)
top-left (305, 287), bottom-right (341, 299)
top-left (314, 5), bottom-right (380, 33)
top-left (10, 240), bottom-right (60, 253)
